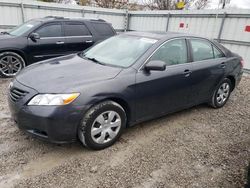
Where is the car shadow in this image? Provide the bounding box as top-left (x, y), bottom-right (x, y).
top-left (245, 163), bottom-right (250, 188)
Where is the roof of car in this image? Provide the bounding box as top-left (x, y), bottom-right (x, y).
top-left (123, 31), bottom-right (197, 40)
top-left (36, 16), bottom-right (107, 23)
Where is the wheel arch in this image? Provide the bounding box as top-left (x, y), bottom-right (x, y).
top-left (86, 96), bottom-right (132, 127)
top-left (226, 75), bottom-right (236, 91)
top-left (0, 49), bottom-right (27, 66)
top-left (102, 97), bottom-right (131, 127)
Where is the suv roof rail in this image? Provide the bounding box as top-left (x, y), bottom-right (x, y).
top-left (43, 16), bottom-right (106, 22)
top-left (44, 16), bottom-right (65, 19)
top-left (89, 18), bottom-right (106, 22)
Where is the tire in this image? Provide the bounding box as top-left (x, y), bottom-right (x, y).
top-left (0, 52), bottom-right (25, 78)
top-left (209, 78), bottom-right (232, 108)
top-left (78, 101), bottom-right (127, 150)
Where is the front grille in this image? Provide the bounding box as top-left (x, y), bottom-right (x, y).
top-left (9, 87), bottom-right (28, 102)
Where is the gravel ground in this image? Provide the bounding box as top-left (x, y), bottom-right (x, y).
top-left (0, 76), bottom-right (249, 188)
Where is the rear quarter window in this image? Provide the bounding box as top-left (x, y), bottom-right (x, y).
top-left (91, 22), bottom-right (115, 36)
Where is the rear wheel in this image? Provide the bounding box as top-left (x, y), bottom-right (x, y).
top-left (78, 101), bottom-right (126, 150)
top-left (0, 52), bottom-right (25, 78)
top-left (209, 78), bottom-right (232, 108)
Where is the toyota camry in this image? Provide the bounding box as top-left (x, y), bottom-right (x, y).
top-left (8, 32), bottom-right (243, 150)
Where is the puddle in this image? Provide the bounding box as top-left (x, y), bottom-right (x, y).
top-left (0, 147), bottom-right (82, 188)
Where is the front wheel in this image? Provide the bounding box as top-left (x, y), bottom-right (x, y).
top-left (0, 52), bottom-right (25, 78)
top-left (209, 78), bottom-right (232, 108)
top-left (78, 101), bottom-right (127, 150)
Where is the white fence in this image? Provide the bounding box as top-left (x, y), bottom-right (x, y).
top-left (0, 0), bottom-right (126, 31)
top-left (0, 0), bottom-right (250, 70)
top-left (129, 9), bottom-right (250, 70)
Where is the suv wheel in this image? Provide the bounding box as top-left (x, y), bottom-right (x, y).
top-left (209, 78), bottom-right (232, 108)
top-left (78, 101), bottom-right (126, 150)
top-left (0, 52), bottom-right (25, 78)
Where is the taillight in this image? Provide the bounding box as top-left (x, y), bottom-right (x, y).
top-left (240, 59), bottom-right (244, 68)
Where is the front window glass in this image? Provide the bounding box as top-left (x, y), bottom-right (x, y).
top-left (9, 21), bottom-right (41, 36)
top-left (81, 35), bottom-right (157, 68)
top-left (150, 39), bottom-right (188, 66)
top-left (36, 24), bottom-right (62, 38)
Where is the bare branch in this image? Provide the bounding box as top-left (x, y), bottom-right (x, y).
top-left (194, 0), bottom-right (210, 9)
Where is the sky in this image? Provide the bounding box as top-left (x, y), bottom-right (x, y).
top-left (208, 0), bottom-right (250, 9)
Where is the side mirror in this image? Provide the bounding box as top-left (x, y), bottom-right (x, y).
top-left (29, 33), bottom-right (40, 41)
top-left (144, 60), bottom-right (166, 72)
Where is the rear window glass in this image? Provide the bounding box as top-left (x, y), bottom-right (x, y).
top-left (190, 39), bottom-right (214, 61)
top-left (91, 22), bottom-right (114, 36)
top-left (213, 46), bottom-right (224, 58)
top-left (64, 22), bottom-right (91, 36)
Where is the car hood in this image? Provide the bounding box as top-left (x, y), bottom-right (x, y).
top-left (16, 54), bottom-right (123, 93)
top-left (0, 34), bottom-right (17, 40)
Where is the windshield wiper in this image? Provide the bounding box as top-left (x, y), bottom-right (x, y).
top-left (85, 56), bottom-right (106, 65)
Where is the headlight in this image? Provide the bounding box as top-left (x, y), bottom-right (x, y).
top-left (28, 93), bottom-right (80, 106)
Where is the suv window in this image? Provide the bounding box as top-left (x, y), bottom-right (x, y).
top-left (36, 23), bottom-right (62, 38)
top-left (190, 39), bottom-right (214, 61)
top-left (91, 22), bottom-right (114, 36)
top-left (213, 46), bottom-right (224, 58)
top-left (150, 39), bottom-right (188, 66)
top-left (64, 22), bottom-right (91, 36)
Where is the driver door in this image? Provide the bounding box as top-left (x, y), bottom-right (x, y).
top-left (27, 22), bottom-right (66, 63)
top-left (135, 38), bottom-right (194, 121)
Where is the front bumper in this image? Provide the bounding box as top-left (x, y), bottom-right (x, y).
top-left (8, 80), bottom-right (85, 143)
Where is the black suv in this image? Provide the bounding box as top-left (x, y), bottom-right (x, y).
top-left (0, 16), bottom-right (116, 77)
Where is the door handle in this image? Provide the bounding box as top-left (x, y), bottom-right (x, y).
top-left (85, 40), bottom-right (93, 43)
top-left (220, 62), bottom-right (226, 68)
top-left (56, 41), bottom-right (64, 45)
top-left (183, 69), bottom-right (192, 77)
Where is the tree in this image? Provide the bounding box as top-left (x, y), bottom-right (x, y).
top-left (142, 0), bottom-right (210, 10)
top-left (39, 0), bottom-right (210, 10)
top-left (77, 0), bottom-right (91, 6)
top-left (90, 0), bottom-right (129, 9)
top-left (38, 0), bottom-right (55, 2)
top-left (142, 0), bottom-right (175, 10)
top-left (38, 0), bottom-right (77, 4)
top-left (193, 0), bottom-right (210, 9)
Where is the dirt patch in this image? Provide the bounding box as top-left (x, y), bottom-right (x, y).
top-left (0, 76), bottom-right (249, 188)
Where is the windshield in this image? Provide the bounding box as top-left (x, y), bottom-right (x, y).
top-left (9, 21), bottom-right (41, 36)
top-left (81, 35), bottom-right (158, 68)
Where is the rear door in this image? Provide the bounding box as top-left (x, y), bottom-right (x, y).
top-left (187, 38), bottom-right (227, 104)
top-left (28, 22), bottom-right (66, 62)
top-left (64, 21), bottom-right (94, 54)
